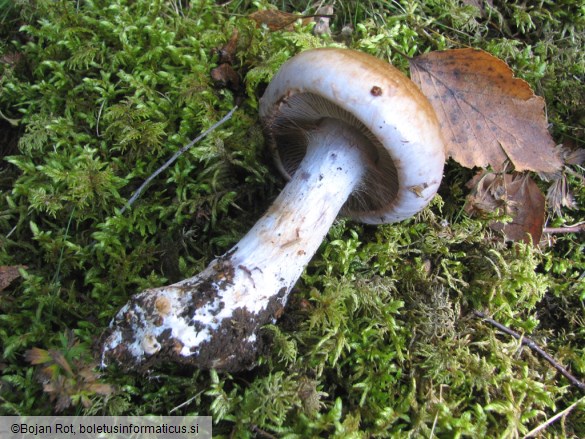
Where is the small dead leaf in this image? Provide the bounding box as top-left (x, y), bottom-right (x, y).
top-left (49, 350), bottom-right (75, 376)
top-left (563, 147), bottom-right (585, 165)
top-left (25, 347), bottom-right (52, 365)
top-left (410, 49), bottom-right (562, 173)
top-left (465, 171), bottom-right (545, 244)
top-left (27, 339), bottom-right (115, 412)
top-left (0, 265), bottom-right (27, 292)
top-left (216, 29), bottom-right (238, 65)
top-left (547, 174), bottom-right (576, 216)
top-left (249, 10), bottom-right (312, 31)
top-left (86, 382), bottom-right (114, 395)
top-left (43, 377), bottom-right (73, 412)
top-left (210, 63), bottom-right (240, 90)
top-left (211, 29), bottom-right (241, 93)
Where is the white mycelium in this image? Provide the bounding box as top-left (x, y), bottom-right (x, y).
top-left (102, 119), bottom-right (370, 370)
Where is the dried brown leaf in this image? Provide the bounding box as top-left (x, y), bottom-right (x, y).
top-left (210, 63), bottom-right (240, 89)
top-left (249, 10), bottom-right (312, 31)
top-left (216, 29), bottom-right (238, 65)
top-left (546, 174), bottom-right (576, 216)
top-left (86, 383), bottom-right (115, 396)
top-left (564, 147), bottom-right (585, 165)
top-left (25, 347), bottom-right (52, 365)
top-left (49, 350), bottom-right (75, 377)
top-left (465, 171), bottom-right (545, 244)
top-left (0, 265), bottom-right (27, 292)
top-left (410, 49), bottom-right (562, 173)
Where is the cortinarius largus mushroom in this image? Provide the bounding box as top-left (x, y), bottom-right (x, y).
top-left (101, 48), bottom-right (445, 372)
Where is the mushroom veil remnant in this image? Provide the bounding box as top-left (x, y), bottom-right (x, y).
top-left (101, 48), bottom-right (445, 372)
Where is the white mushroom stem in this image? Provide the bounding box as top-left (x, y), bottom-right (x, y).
top-left (102, 118), bottom-right (370, 371)
top-left (230, 118), bottom-right (369, 297)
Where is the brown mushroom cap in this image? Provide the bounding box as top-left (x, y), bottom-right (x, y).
top-left (259, 48), bottom-right (445, 224)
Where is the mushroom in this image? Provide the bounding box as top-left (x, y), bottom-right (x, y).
top-left (101, 48), bottom-right (445, 372)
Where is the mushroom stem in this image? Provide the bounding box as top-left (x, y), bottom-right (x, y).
top-left (102, 118), bottom-right (369, 371)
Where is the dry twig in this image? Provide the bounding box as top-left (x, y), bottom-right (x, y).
top-left (523, 396), bottom-right (585, 438)
top-left (543, 223), bottom-right (585, 234)
top-left (121, 106), bottom-right (238, 214)
top-left (473, 309), bottom-right (585, 393)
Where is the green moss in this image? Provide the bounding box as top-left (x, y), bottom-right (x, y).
top-left (1, 0), bottom-right (584, 437)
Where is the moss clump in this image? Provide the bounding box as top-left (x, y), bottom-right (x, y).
top-left (1, 0), bottom-right (584, 437)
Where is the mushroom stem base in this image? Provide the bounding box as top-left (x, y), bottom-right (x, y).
top-left (101, 118), bottom-right (369, 371)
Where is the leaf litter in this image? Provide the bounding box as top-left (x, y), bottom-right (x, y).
top-left (410, 48), bottom-right (562, 173)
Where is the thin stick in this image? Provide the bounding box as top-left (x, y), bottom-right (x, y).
top-left (96, 100), bottom-right (105, 137)
top-left (250, 425), bottom-right (278, 439)
top-left (169, 390), bottom-right (204, 414)
top-left (120, 106), bottom-right (238, 214)
top-left (473, 310), bottom-right (585, 393)
top-left (523, 396), bottom-right (585, 438)
top-left (543, 224), bottom-right (585, 234)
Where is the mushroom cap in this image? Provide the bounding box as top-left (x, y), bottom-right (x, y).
top-left (259, 48), bottom-right (445, 224)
